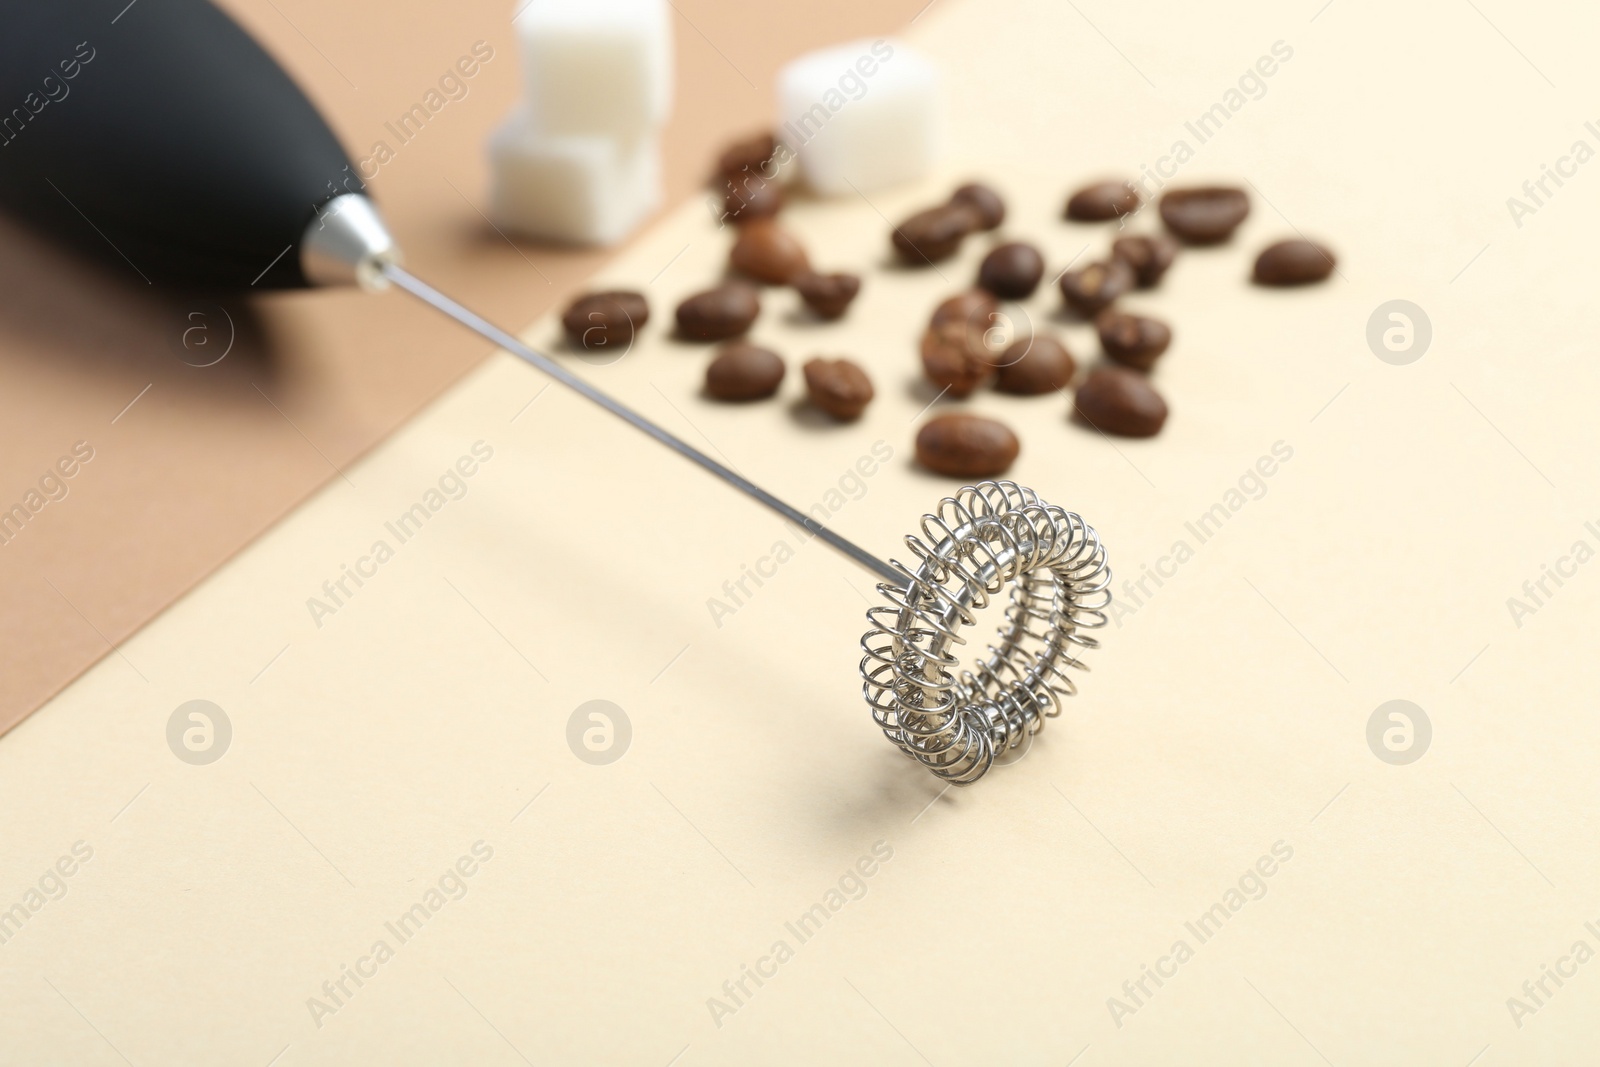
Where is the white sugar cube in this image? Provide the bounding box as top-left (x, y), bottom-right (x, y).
top-left (489, 113), bottom-right (661, 245)
top-left (513, 0), bottom-right (673, 139)
top-left (777, 38), bottom-right (941, 196)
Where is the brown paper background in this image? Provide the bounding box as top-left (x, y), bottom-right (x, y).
top-left (0, 0), bottom-right (926, 732)
top-left (6, 0), bottom-right (1600, 1064)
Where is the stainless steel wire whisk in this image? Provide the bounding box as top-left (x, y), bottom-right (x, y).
top-left (383, 260), bottom-right (1112, 785)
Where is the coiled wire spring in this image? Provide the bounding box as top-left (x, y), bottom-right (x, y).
top-left (859, 481), bottom-right (1111, 784)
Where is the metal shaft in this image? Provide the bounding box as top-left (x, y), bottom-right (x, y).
top-left (383, 263), bottom-right (906, 590)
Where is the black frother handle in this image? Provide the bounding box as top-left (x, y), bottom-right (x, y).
top-left (0, 0), bottom-right (362, 290)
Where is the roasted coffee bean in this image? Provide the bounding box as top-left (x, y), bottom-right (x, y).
top-left (995, 336), bottom-right (1075, 395)
top-left (977, 241), bottom-right (1045, 299)
top-left (716, 131), bottom-right (778, 181)
top-left (921, 323), bottom-right (994, 398)
top-left (803, 357), bottom-right (874, 420)
top-left (1111, 234), bottom-right (1179, 288)
top-left (1074, 366), bottom-right (1168, 437)
top-left (1065, 180), bottom-right (1140, 221)
top-left (721, 174), bottom-right (783, 223)
top-left (923, 290), bottom-right (1001, 397)
top-left (930, 289), bottom-right (999, 330)
top-left (730, 219), bottom-right (810, 285)
top-left (892, 204), bottom-right (976, 264)
top-left (705, 342), bottom-right (785, 400)
top-left (916, 413), bottom-right (1020, 477)
top-left (792, 271), bottom-right (861, 320)
top-left (562, 290), bottom-right (649, 351)
top-left (1159, 186), bottom-right (1250, 244)
top-left (1095, 310), bottom-right (1172, 371)
top-left (1059, 259), bottom-right (1134, 316)
top-left (1252, 238), bottom-right (1336, 286)
top-left (950, 182), bottom-right (1005, 230)
top-left (676, 283), bottom-right (760, 341)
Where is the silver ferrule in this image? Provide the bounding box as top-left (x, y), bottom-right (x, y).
top-left (300, 193), bottom-right (402, 290)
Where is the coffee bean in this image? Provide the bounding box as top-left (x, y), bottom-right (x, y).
top-left (1095, 310), bottom-right (1172, 371)
top-left (792, 271), bottom-right (861, 320)
top-left (1065, 180), bottom-right (1140, 221)
top-left (1059, 260), bottom-right (1134, 316)
top-left (562, 290), bottom-right (649, 351)
top-left (923, 291), bottom-right (1001, 397)
top-left (705, 342), bottom-right (785, 401)
top-left (916, 413), bottom-right (1020, 477)
top-left (921, 322), bottom-right (994, 398)
top-left (1252, 239), bottom-right (1336, 286)
top-left (892, 204), bottom-right (976, 264)
top-left (721, 174), bottom-right (783, 224)
top-left (995, 336), bottom-right (1075, 395)
top-left (1159, 186), bottom-right (1250, 244)
top-left (730, 219), bottom-right (810, 285)
top-left (676, 283), bottom-right (760, 341)
top-left (977, 241), bottom-right (1045, 299)
top-left (1111, 234), bottom-right (1178, 288)
top-left (803, 357), bottom-right (874, 420)
top-left (716, 131), bottom-right (777, 181)
top-left (950, 182), bottom-right (1005, 230)
top-left (930, 290), bottom-right (999, 330)
top-left (1074, 366), bottom-right (1168, 437)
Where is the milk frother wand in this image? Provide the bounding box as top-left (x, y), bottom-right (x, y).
top-left (0, 0), bottom-right (1112, 783)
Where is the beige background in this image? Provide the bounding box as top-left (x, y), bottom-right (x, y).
top-left (5, 0), bottom-right (1600, 1063)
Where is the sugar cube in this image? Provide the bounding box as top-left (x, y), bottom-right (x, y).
top-left (776, 38), bottom-right (940, 196)
top-left (513, 0), bottom-right (673, 140)
top-left (489, 112), bottom-right (661, 245)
